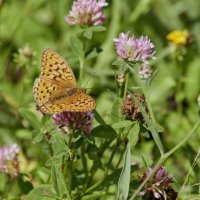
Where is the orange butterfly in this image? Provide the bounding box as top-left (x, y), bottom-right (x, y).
top-left (33, 49), bottom-right (96, 114)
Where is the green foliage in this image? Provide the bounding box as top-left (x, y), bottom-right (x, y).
top-left (18, 108), bottom-right (40, 129)
top-left (1, 0), bottom-right (200, 199)
top-left (83, 26), bottom-right (106, 40)
top-left (25, 185), bottom-right (58, 200)
top-left (117, 144), bottom-right (131, 200)
top-left (91, 125), bottom-right (117, 139)
top-left (51, 163), bottom-right (70, 199)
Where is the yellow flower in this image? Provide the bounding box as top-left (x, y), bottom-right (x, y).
top-left (166, 30), bottom-right (190, 46)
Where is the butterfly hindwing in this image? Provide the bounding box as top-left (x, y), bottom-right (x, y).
top-left (40, 93), bottom-right (96, 114)
top-left (67, 93), bottom-right (96, 112)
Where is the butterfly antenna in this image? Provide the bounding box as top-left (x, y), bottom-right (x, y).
top-left (84, 71), bottom-right (96, 89)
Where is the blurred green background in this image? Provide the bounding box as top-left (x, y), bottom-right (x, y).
top-left (0, 0), bottom-right (200, 199)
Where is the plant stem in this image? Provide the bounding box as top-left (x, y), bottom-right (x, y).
top-left (123, 72), bottom-right (129, 99)
top-left (79, 58), bottom-right (84, 86)
top-left (129, 119), bottom-right (200, 200)
top-left (104, 138), bottom-right (120, 178)
top-left (68, 161), bottom-right (73, 195)
top-left (142, 81), bottom-right (156, 124)
top-left (115, 143), bottom-right (126, 169)
top-left (67, 133), bottom-right (74, 195)
top-left (165, 119), bottom-right (200, 157)
top-left (81, 141), bottom-right (88, 190)
top-left (103, 140), bottom-right (126, 200)
top-left (177, 147), bottom-right (200, 199)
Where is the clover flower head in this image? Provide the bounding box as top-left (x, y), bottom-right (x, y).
top-left (117, 74), bottom-right (125, 86)
top-left (65, 0), bottom-right (108, 26)
top-left (122, 93), bottom-right (148, 123)
top-left (139, 166), bottom-right (177, 200)
top-left (139, 63), bottom-right (153, 80)
top-left (20, 45), bottom-right (33, 58)
top-left (114, 32), bottom-right (156, 63)
top-left (0, 144), bottom-right (20, 177)
top-left (53, 111), bottom-right (94, 133)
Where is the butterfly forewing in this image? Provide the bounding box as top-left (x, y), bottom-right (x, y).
top-left (41, 49), bottom-right (76, 88)
top-left (33, 48), bottom-right (96, 114)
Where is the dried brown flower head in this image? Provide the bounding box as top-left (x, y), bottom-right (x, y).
top-left (122, 93), bottom-right (148, 123)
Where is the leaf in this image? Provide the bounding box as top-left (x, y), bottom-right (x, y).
top-left (39, 117), bottom-right (55, 135)
top-left (90, 26), bottom-right (107, 32)
top-left (82, 192), bottom-right (105, 200)
top-left (86, 48), bottom-right (98, 59)
top-left (154, 122), bottom-right (164, 133)
top-left (50, 130), bottom-right (68, 155)
top-left (25, 184), bottom-right (58, 200)
top-left (116, 144), bottom-right (131, 200)
top-left (102, 166), bottom-right (138, 188)
top-left (51, 163), bottom-right (70, 199)
top-left (83, 29), bottom-right (93, 40)
top-left (69, 36), bottom-right (84, 58)
top-left (91, 125), bottom-right (117, 139)
top-left (83, 26), bottom-right (106, 40)
top-left (112, 59), bottom-right (125, 66)
top-left (82, 166), bottom-right (138, 194)
top-left (73, 137), bottom-right (84, 149)
top-left (93, 109), bottom-right (106, 124)
top-left (84, 133), bottom-right (95, 144)
top-left (141, 154), bottom-right (153, 168)
top-left (86, 144), bottom-right (99, 160)
top-left (16, 129), bottom-right (32, 140)
top-left (18, 176), bottom-right (33, 194)
top-left (32, 130), bottom-right (43, 143)
top-left (110, 98), bottom-right (124, 124)
top-left (41, 115), bottom-right (50, 126)
top-left (46, 153), bottom-right (67, 166)
top-left (112, 120), bottom-right (133, 129)
top-left (18, 108), bottom-right (40, 129)
top-left (128, 122), bottom-right (140, 148)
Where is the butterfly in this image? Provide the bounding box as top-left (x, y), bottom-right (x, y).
top-left (33, 48), bottom-right (96, 114)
